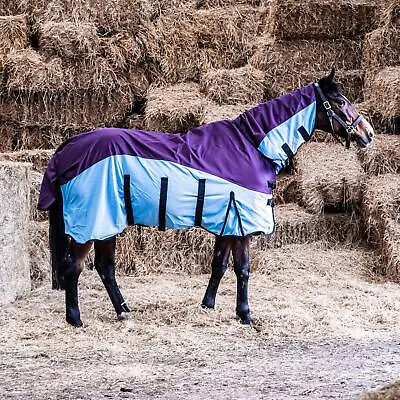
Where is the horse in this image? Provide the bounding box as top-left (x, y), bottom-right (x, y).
top-left (38, 69), bottom-right (374, 327)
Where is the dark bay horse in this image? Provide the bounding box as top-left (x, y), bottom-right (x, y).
top-left (38, 70), bottom-right (374, 327)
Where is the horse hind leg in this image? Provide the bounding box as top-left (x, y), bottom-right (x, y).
top-left (232, 237), bottom-right (253, 325)
top-left (94, 237), bottom-right (131, 321)
top-left (202, 236), bottom-right (232, 309)
top-left (64, 240), bottom-right (92, 327)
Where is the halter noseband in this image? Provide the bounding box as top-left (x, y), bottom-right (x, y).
top-left (314, 82), bottom-right (364, 149)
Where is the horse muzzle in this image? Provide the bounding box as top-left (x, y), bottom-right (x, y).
top-left (352, 116), bottom-right (375, 148)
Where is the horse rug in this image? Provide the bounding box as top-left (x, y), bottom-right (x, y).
top-left (38, 84), bottom-right (316, 244)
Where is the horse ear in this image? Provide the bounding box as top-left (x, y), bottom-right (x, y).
top-left (327, 68), bottom-right (335, 82)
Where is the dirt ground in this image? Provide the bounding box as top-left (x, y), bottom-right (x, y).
top-left (1, 242), bottom-right (400, 399)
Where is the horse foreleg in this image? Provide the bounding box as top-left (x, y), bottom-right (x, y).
top-left (232, 237), bottom-right (253, 325)
top-left (64, 240), bottom-right (92, 327)
top-left (202, 237), bottom-right (232, 309)
top-left (94, 238), bottom-right (131, 320)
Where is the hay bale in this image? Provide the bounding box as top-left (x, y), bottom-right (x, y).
top-left (0, 149), bottom-right (53, 171)
top-left (28, 220), bottom-right (50, 288)
top-left (363, 174), bottom-right (400, 244)
top-left (0, 15), bottom-right (27, 66)
top-left (4, 49), bottom-right (68, 92)
top-left (201, 103), bottom-right (249, 124)
top-left (253, 203), bottom-right (364, 252)
top-left (363, 27), bottom-right (400, 70)
top-left (145, 83), bottom-right (207, 132)
top-left (274, 173), bottom-right (298, 204)
top-left (33, 0), bottom-right (155, 32)
top-left (294, 142), bottom-right (365, 214)
top-left (382, 218), bottom-right (400, 281)
top-left (69, 59), bottom-right (149, 98)
top-left (0, 161), bottom-right (31, 305)
top-left (116, 226), bottom-right (214, 275)
top-left (363, 174), bottom-right (400, 281)
top-left (199, 66), bottom-right (266, 105)
top-left (156, 6), bottom-right (262, 83)
top-left (0, 122), bottom-right (81, 151)
top-left (359, 134), bottom-right (400, 175)
top-left (40, 22), bottom-right (143, 69)
top-left (1, 87), bottom-right (147, 138)
top-left (269, 0), bottom-right (378, 40)
top-left (39, 21), bottom-right (101, 61)
top-left (365, 67), bottom-right (400, 119)
top-left (29, 171), bottom-right (47, 221)
top-left (101, 33), bottom-right (143, 69)
top-left (250, 35), bottom-right (362, 96)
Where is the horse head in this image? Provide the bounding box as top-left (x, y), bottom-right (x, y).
top-left (314, 69), bottom-right (374, 149)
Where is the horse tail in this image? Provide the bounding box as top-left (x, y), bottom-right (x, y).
top-left (49, 188), bottom-right (69, 290)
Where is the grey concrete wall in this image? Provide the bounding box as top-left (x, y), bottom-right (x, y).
top-left (0, 161), bottom-right (31, 305)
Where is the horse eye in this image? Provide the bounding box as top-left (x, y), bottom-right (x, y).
top-left (337, 99), bottom-right (346, 107)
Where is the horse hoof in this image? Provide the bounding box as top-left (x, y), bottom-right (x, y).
top-left (66, 317), bottom-right (83, 328)
top-left (118, 312), bottom-right (132, 321)
top-left (238, 315), bottom-right (253, 325)
top-left (201, 299), bottom-right (215, 309)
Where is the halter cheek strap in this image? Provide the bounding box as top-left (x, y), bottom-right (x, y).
top-left (314, 83), bottom-right (364, 149)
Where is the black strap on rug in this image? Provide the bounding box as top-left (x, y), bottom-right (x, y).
top-left (194, 179), bottom-right (206, 227)
top-left (267, 198), bottom-right (275, 207)
top-left (282, 143), bottom-right (294, 159)
top-left (220, 191), bottom-right (244, 237)
top-left (268, 180), bottom-right (276, 190)
top-left (123, 175), bottom-right (135, 225)
top-left (159, 177), bottom-right (168, 231)
top-left (298, 125), bottom-right (311, 141)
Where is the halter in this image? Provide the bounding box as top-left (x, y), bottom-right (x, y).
top-left (314, 83), bottom-right (364, 149)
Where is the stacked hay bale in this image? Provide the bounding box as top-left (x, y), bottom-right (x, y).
top-left (0, 150), bottom-right (53, 286)
top-left (0, 1), bottom-right (152, 151)
top-left (294, 142), bottom-right (365, 214)
top-left (363, 0), bottom-right (400, 133)
top-left (0, 162), bottom-right (31, 304)
top-left (155, 5), bottom-right (264, 84)
top-left (145, 83), bottom-right (208, 132)
top-left (250, 0), bottom-right (377, 99)
top-left (363, 174), bottom-right (400, 280)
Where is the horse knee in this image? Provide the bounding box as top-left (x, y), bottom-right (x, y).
top-left (212, 262), bottom-right (228, 280)
top-left (95, 262), bottom-right (115, 284)
top-left (234, 264), bottom-right (249, 281)
top-left (64, 259), bottom-right (84, 279)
